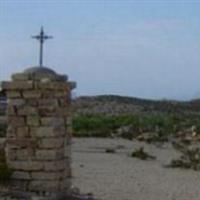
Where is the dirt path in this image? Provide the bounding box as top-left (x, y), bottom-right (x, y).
top-left (72, 138), bottom-right (200, 200)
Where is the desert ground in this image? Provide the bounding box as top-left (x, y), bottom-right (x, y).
top-left (72, 138), bottom-right (200, 200)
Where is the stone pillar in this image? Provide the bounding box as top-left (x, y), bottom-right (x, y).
top-left (1, 67), bottom-right (76, 199)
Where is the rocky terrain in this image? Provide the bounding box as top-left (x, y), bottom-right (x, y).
top-left (73, 95), bottom-right (200, 116)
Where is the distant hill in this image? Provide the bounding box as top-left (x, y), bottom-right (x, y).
top-left (1, 92), bottom-right (200, 116)
top-left (73, 95), bottom-right (200, 116)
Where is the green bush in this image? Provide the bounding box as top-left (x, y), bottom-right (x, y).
top-left (72, 114), bottom-right (174, 138)
top-left (131, 147), bottom-right (156, 160)
top-left (167, 147), bottom-right (200, 170)
top-left (72, 113), bottom-right (200, 139)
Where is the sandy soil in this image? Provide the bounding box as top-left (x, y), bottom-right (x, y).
top-left (71, 138), bottom-right (200, 200)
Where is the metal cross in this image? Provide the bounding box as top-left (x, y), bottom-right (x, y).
top-left (32, 27), bottom-right (53, 67)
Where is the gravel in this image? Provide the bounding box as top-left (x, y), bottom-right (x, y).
top-left (72, 138), bottom-right (200, 200)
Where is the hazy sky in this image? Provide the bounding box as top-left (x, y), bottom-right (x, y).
top-left (1, 0), bottom-right (200, 100)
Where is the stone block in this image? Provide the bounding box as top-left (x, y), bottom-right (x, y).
top-left (35, 149), bottom-right (64, 161)
top-left (8, 99), bottom-right (25, 106)
top-left (29, 180), bottom-right (60, 192)
top-left (7, 91), bottom-right (21, 98)
top-left (41, 91), bottom-right (54, 98)
top-left (16, 127), bottom-right (29, 138)
top-left (23, 91), bottom-right (41, 99)
top-left (12, 73), bottom-right (30, 81)
top-left (30, 127), bottom-right (65, 138)
top-left (59, 99), bottom-right (70, 107)
top-left (38, 99), bottom-right (58, 107)
top-left (7, 105), bottom-right (16, 115)
top-left (7, 161), bottom-right (44, 171)
top-left (8, 116), bottom-right (25, 127)
top-left (55, 107), bottom-right (69, 116)
top-left (35, 82), bottom-right (69, 91)
top-left (40, 117), bottom-right (64, 126)
top-left (12, 171), bottom-right (31, 180)
top-left (27, 116), bottom-right (40, 126)
top-left (26, 99), bottom-right (38, 106)
top-left (6, 138), bottom-right (37, 148)
top-left (60, 179), bottom-right (71, 190)
top-left (38, 106), bottom-right (56, 116)
top-left (7, 125), bottom-right (16, 138)
top-left (17, 106), bottom-right (38, 116)
top-left (38, 138), bottom-right (64, 149)
top-left (15, 149), bottom-right (31, 160)
top-left (44, 160), bottom-right (66, 171)
top-left (6, 148), bottom-right (17, 160)
top-left (1, 81), bottom-right (33, 90)
top-left (31, 172), bottom-right (63, 180)
top-left (54, 91), bottom-right (68, 98)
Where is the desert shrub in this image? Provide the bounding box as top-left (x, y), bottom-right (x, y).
top-left (72, 113), bottom-right (200, 139)
top-left (167, 146), bottom-right (200, 170)
top-left (131, 147), bottom-right (156, 160)
top-left (72, 114), bottom-right (175, 138)
top-left (105, 148), bottom-right (116, 153)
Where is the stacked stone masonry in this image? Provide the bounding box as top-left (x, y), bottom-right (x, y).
top-left (1, 67), bottom-right (76, 199)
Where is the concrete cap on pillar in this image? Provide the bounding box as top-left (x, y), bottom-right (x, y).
top-left (23, 66), bottom-right (68, 82)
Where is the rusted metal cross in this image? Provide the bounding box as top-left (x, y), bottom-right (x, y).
top-left (32, 27), bottom-right (53, 67)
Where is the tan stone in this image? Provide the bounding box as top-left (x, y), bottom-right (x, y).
top-left (38, 138), bottom-right (64, 149)
top-left (55, 107), bottom-right (69, 116)
top-left (31, 172), bottom-right (63, 180)
top-left (35, 82), bottom-right (69, 91)
top-left (6, 138), bottom-right (37, 148)
top-left (1, 81), bottom-right (33, 90)
top-left (30, 127), bottom-right (65, 138)
top-left (8, 116), bottom-right (25, 127)
top-left (15, 149), bottom-right (31, 160)
top-left (29, 180), bottom-right (60, 192)
top-left (7, 161), bottom-right (44, 171)
top-left (4, 70), bottom-right (73, 193)
top-left (59, 99), bottom-right (70, 107)
top-left (7, 125), bottom-right (16, 138)
top-left (40, 117), bottom-right (64, 126)
top-left (12, 171), bottom-right (31, 180)
top-left (54, 91), bottom-right (68, 98)
top-left (60, 178), bottom-right (71, 190)
top-left (12, 73), bottom-right (30, 81)
top-left (17, 106), bottom-right (38, 116)
top-left (7, 91), bottom-right (21, 98)
top-left (16, 127), bottom-right (29, 138)
top-left (8, 99), bottom-right (25, 106)
top-left (26, 99), bottom-right (38, 106)
top-left (7, 105), bottom-right (16, 115)
top-left (35, 149), bottom-right (64, 161)
top-left (27, 116), bottom-right (40, 126)
top-left (38, 106), bottom-right (56, 116)
top-left (6, 148), bottom-right (17, 160)
top-left (38, 99), bottom-right (58, 107)
top-left (44, 160), bottom-right (66, 171)
top-left (23, 91), bottom-right (41, 99)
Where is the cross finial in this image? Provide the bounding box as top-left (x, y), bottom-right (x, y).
top-left (32, 27), bottom-right (53, 67)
